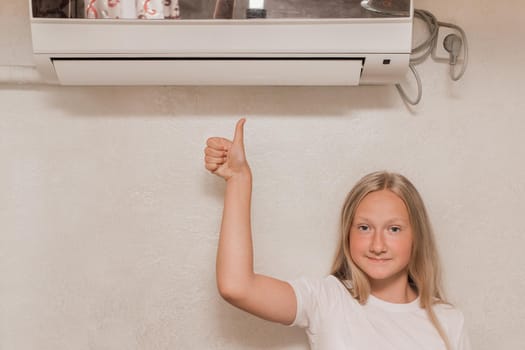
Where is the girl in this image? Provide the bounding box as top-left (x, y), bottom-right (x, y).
top-left (204, 119), bottom-right (470, 350)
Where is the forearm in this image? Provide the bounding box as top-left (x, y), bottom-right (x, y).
top-left (216, 168), bottom-right (254, 299)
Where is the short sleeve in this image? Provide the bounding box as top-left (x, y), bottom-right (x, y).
top-left (287, 277), bottom-right (321, 330)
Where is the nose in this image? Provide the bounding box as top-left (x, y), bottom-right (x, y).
top-left (369, 232), bottom-right (387, 254)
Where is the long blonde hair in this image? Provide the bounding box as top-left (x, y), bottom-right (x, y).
top-left (331, 171), bottom-right (451, 349)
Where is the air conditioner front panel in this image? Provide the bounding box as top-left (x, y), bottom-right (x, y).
top-left (51, 58), bottom-right (364, 86)
top-left (31, 20), bottom-right (412, 55)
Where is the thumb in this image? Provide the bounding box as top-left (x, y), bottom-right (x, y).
top-left (232, 118), bottom-right (246, 147)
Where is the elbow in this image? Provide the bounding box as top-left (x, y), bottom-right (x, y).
top-left (217, 279), bottom-right (250, 304)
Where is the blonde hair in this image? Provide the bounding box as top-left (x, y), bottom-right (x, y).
top-left (331, 171), bottom-right (451, 350)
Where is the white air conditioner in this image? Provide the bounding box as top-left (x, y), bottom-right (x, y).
top-left (29, 0), bottom-right (413, 86)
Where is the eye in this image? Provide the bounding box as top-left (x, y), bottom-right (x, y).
top-left (357, 224), bottom-right (370, 232)
top-left (389, 226), bottom-right (401, 233)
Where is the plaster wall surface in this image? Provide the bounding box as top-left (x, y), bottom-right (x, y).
top-left (1, 1), bottom-right (524, 349)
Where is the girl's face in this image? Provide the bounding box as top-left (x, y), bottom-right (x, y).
top-left (349, 190), bottom-right (413, 291)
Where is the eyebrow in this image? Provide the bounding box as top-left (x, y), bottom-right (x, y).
top-left (354, 216), bottom-right (409, 224)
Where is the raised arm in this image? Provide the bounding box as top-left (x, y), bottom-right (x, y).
top-left (204, 119), bottom-right (296, 325)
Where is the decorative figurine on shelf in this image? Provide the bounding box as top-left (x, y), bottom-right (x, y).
top-left (213, 0), bottom-right (235, 19)
top-left (33, 0), bottom-right (82, 18)
top-left (85, 0), bottom-right (120, 19)
top-left (361, 0), bottom-right (410, 16)
top-left (164, 0), bottom-right (181, 19)
top-left (82, 0), bottom-right (180, 19)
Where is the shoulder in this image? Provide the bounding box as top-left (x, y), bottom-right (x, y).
top-left (432, 302), bottom-right (468, 339)
top-left (433, 303), bottom-right (471, 349)
top-left (289, 275), bottom-right (351, 299)
top-left (433, 302), bottom-right (465, 323)
top-left (289, 274), bottom-right (357, 313)
top-left (288, 275), bottom-right (357, 329)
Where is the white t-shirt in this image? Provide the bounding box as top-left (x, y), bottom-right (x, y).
top-left (289, 275), bottom-right (471, 350)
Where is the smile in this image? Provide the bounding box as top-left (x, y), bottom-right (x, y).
top-left (366, 257), bottom-right (392, 262)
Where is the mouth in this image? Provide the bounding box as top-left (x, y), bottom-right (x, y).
top-left (366, 256), bottom-right (392, 263)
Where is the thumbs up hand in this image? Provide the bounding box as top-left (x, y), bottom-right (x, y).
top-left (205, 118), bottom-right (250, 181)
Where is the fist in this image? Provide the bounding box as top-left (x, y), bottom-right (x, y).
top-left (204, 118), bottom-right (250, 180)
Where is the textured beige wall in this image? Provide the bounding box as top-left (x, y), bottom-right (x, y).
top-left (1, 1), bottom-right (525, 349)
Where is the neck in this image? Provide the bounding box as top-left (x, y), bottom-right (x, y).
top-left (369, 272), bottom-right (417, 304)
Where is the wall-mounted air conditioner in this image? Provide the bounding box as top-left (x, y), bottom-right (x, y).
top-left (29, 0), bottom-right (413, 86)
